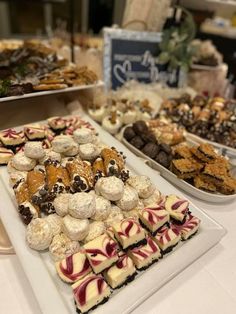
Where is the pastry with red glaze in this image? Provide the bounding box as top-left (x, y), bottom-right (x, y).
top-left (165, 194), bottom-right (189, 222)
top-left (103, 251), bottom-right (136, 289)
top-left (0, 128), bottom-right (25, 146)
top-left (128, 236), bottom-right (161, 270)
top-left (153, 223), bottom-right (180, 253)
top-left (139, 202), bottom-right (169, 234)
top-left (56, 251), bottom-right (92, 283)
top-left (47, 116), bottom-right (66, 132)
top-left (173, 213), bottom-right (201, 240)
top-left (84, 233), bottom-right (118, 273)
top-left (72, 273), bottom-right (111, 313)
top-left (112, 218), bottom-right (146, 250)
top-left (24, 124), bottom-right (46, 140)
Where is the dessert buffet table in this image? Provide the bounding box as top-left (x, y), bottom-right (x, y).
top-left (1, 192), bottom-right (236, 314)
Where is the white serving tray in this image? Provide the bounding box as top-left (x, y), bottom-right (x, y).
top-left (0, 116), bottom-right (226, 314)
top-left (121, 129), bottom-right (236, 204)
top-left (0, 81), bottom-right (104, 103)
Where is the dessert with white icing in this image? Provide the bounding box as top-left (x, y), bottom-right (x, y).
top-left (26, 218), bottom-right (53, 251)
top-left (51, 135), bottom-right (75, 153)
top-left (39, 149), bottom-right (61, 165)
top-left (84, 221), bottom-right (106, 243)
top-left (95, 176), bottom-right (124, 201)
top-left (73, 128), bottom-right (95, 144)
top-left (72, 273), bottom-right (111, 313)
top-left (104, 205), bottom-right (124, 227)
top-left (128, 236), bottom-right (161, 270)
top-left (53, 193), bottom-right (70, 217)
top-left (78, 143), bottom-right (100, 161)
top-left (88, 106), bottom-right (108, 123)
top-left (102, 111), bottom-right (123, 135)
top-left (116, 185), bottom-right (139, 211)
top-left (165, 194), bottom-right (189, 222)
top-left (153, 224), bottom-right (181, 253)
top-left (45, 214), bottom-right (62, 236)
top-left (139, 203), bottom-right (169, 234)
top-left (92, 195), bottom-right (111, 221)
top-left (62, 215), bottom-right (89, 241)
top-left (63, 141), bottom-right (79, 157)
top-left (49, 233), bottom-right (80, 261)
top-left (103, 251), bottom-right (136, 289)
top-left (142, 188), bottom-right (162, 207)
top-left (0, 147), bottom-right (14, 165)
top-left (84, 233), bottom-right (118, 274)
top-left (12, 152), bottom-right (36, 171)
top-left (127, 175), bottom-right (155, 199)
top-left (24, 141), bottom-right (45, 160)
top-left (112, 218), bottom-right (146, 250)
top-left (56, 251), bottom-right (92, 283)
top-left (173, 213), bottom-right (201, 240)
top-left (123, 109), bottom-right (137, 125)
top-left (69, 192), bottom-right (95, 219)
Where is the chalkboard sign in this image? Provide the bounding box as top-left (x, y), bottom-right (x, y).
top-left (103, 27), bottom-right (184, 90)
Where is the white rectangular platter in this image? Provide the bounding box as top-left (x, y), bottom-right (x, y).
top-left (0, 116), bottom-right (226, 314)
top-left (0, 81), bottom-right (104, 103)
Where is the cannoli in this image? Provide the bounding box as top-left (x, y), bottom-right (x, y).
top-left (101, 147), bottom-right (125, 176)
top-left (66, 158), bottom-right (94, 192)
top-left (26, 169), bottom-right (47, 205)
top-left (92, 157), bottom-right (106, 181)
top-left (45, 160), bottom-right (70, 197)
top-left (13, 179), bottom-right (39, 224)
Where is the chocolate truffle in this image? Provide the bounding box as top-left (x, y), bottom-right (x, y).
top-left (124, 126), bottom-right (136, 141)
top-left (155, 151), bottom-right (171, 168)
top-left (130, 136), bottom-right (145, 149)
top-left (142, 143), bottom-right (159, 159)
top-left (141, 131), bottom-right (157, 144)
top-left (133, 120), bottom-right (148, 135)
top-left (159, 143), bottom-right (172, 154)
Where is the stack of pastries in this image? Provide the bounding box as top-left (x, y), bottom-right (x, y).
top-left (7, 116), bottom-right (201, 313)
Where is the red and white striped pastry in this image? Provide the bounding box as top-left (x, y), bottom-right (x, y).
top-left (112, 218), bottom-right (146, 250)
top-left (56, 251), bottom-right (92, 283)
top-left (139, 203), bottom-right (169, 233)
top-left (0, 128), bottom-right (25, 146)
top-left (128, 236), bottom-right (161, 269)
top-left (173, 213), bottom-right (201, 240)
top-left (24, 124), bottom-right (46, 140)
top-left (0, 147), bottom-right (14, 165)
top-left (153, 224), bottom-right (180, 252)
top-left (72, 273), bottom-right (111, 313)
top-left (84, 233), bottom-right (118, 274)
top-left (47, 116), bottom-right (66, 131)
top-left (103, 251), bottom-right (136, 289)
top-left (165, 194), bottom-right (189, 222)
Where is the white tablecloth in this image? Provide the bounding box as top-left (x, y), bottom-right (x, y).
top-left (1, 193), bottom-right (236, 314)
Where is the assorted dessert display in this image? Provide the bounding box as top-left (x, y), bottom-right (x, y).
top-left (123, 120), bottom-right (236, 195)
top-left (0, 41), bottom-right (98, 98)
top-left (5, 115), bottom-right (201, 313)
top-left (0, 115), bottom-right (94, 165)
top-left (159, 94), bottom-right (236, 149)
top-left (88, 97), bottom-right (156, 135)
